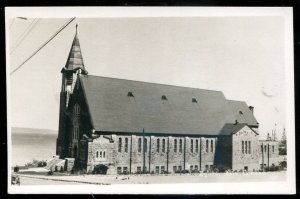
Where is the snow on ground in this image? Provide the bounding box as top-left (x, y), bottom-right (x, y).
top-left (17, 171), bottom-right (286, 185)
top-left (19, 168), bottom-right (50, 172)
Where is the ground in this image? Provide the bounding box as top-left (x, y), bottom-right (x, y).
top-left (15, 171), bottom-right (286, 185)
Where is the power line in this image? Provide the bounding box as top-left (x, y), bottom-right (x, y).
top-left (9, 18), bottom-right (15, 30)
top-left (10, 18), bottom-right (76, 76)
top-left (10, 19), bottom-right (41, 55)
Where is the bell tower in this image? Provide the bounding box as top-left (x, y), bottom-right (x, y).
top-left (56, 25), bottom-right (88, 158)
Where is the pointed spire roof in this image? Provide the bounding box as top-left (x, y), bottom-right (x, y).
top-left (63, 25), bottom-right (87, 74)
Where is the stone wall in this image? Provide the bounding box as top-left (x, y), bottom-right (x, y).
top-left (84, 133), bottom-right (222, 174)
top-left (232, 126), bottom-right (260, 171)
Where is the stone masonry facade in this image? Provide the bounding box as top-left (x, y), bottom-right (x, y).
top-left (79, 134), bottom-right (220, 174)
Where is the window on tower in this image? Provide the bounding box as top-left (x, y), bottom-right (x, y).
top-left (73, 104), bottom-right (80, 140)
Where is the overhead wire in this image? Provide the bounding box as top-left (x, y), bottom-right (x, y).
top-left (9, 18), bottom-right (15, 30)
top-left (10, 18), bottom-right (76, 76)
top-left (10, 19), bottom-right (41, 55)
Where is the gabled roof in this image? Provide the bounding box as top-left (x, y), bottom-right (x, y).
top-left (79, 75), bottom-right (258, 136)
top-left (219, 123), bottom-right (247, 135)
top-left (227, 100), bottom-right (258, 126)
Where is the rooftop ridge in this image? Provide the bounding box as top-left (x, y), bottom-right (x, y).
top-left (81, 74), bottom-right (224, 94)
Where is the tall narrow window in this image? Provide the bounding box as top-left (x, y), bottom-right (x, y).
top-left (73, 104), bottom-right (80, 140)
top-left (261, 145), bottom-right (263, 152)
top-left (179, 139), bottom-right (182, 153)
top-left (96, 151), bottom-right (99, 158)
top-left (138, 138), bottom-right (142, 152)
top-left (242, 141), bottom-right (244, 154)
top-left (191, 139), bottom-right (193, 153)
top-left (272, 145), bottom-right (274, 153)
top-left (100, 151), bottom-right (102, 158)
top-left (248, 141), bottom-right (251, 154)
top-left (162, 139), bottom-right (166, 152)
top-left (125, 138), bottom-right (128, 153)
top-left (174, 139), bottom-right (177, 152)
top-left (196, 139), bottom-right (199, 153)
top-left (157, 138), bottom-right (160, 152)
top-left (144, 138), bottom-right (147, 152)
top-left (264, 145), bottom-right (267, 152)
top-left (211, 140), bottom-right (213, 152)
top-left (206, 139), bottom-right (209, 153)
top-left (118, 137), bottom-right (122, 153)
top-left (245, 141), bottom-right (248, 154)
top-left (103, 151), bottom-right (106, 158)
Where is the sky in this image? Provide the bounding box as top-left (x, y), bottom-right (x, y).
top-left (8, 16), bottom-right (290, 139)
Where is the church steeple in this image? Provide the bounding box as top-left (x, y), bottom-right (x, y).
top-left (56, 25), bottom-right (87, 158)
top-left (61, 24), bottom-right (88, 86)
top-left (65, 25), bottom-right (86, 72)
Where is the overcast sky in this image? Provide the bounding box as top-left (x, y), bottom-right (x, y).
top-left (8, 16), bottom-right (289, 138)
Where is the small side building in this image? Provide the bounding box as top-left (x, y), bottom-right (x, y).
top-left (216, 123), bottom-right (260, 172)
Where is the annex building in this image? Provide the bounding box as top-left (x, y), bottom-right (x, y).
top-left (56, 30), bottom-right (263, 175)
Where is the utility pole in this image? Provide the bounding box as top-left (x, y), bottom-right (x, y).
top-left (143, 128), bottom-right (146, 174)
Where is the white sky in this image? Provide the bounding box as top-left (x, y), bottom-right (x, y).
top-left (8, 14), bottom-right (290, 139)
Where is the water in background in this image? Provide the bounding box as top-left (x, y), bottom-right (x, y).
top-left (11, 128), bottom-right (57, 166)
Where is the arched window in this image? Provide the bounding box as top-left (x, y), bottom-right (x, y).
top-left (162, 139), bottom-right (166, 153)
top-left (174, 139), bottom-right (177, 152)
top-left (179, 139), bottom-right (183, 153)
top-left (138, 138), bottom-right (142, 152)
top-left (206, 139), bottom-right (209, 153)
top-left (191, 139), bottom-right (193, 153)
top-left (118, 137), bottom-right (122, 152)
top-left (242, 141), bottom-right (244, 154)
top-left (100, 151), bottom-right (102, 158)
top-left (125, 138), bottom-right (128, 153)
top-left (196, 140), bottom-right (199, 153)
top-left (157, 139), bottom-right (160, 152)
top-left (73, 104), bottom-right (80, 140)
top-left (211, 140), bottom-right (213, 152)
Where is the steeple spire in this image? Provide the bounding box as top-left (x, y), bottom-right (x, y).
top-left (61, 24), bottom-right (88, 86)
top-left (64, 25), bottom-right (86, 71)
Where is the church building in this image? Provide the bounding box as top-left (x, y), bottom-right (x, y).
top-left (56, 29), bottom-right (261, 174)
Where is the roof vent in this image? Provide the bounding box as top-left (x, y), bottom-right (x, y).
top-left (249, 106), bottom-right (254, 113)
top-left (127, 92), bottom-right (134, 97)
top-left (239, 111), bottom-right (243, 115)
top-left (192, 98), bottom-right (198, 103)
top-left (161, 95), bottom-right (168, 101)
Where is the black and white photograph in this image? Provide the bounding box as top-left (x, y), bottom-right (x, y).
top-left (6, 7), bottom-right (295, 194)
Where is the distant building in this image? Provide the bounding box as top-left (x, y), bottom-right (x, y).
top-left (56, 29), bottom-right (266, 175)
top-left (259, 139), bottom-right (280, 169)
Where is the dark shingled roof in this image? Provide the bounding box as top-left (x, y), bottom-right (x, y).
top-left (64, 33), bottom-right (85, 71)
top-left (79, 75), bottom-right (258, 135)
top-left (219, 123), bottom-right (256, 135)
